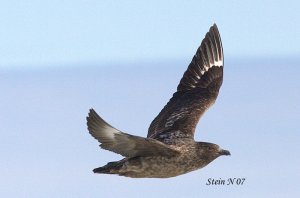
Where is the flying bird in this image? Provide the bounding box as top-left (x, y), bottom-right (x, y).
top-left (86, 24), bottom-right (230, 178)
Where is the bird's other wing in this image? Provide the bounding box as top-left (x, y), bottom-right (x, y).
top-left (87, 109), bottom-right (179, 157)
top-left (147, 24), bottom-right (223, 143)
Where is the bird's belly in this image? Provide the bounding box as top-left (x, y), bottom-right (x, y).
top-left (120, 155), bottom-right (204, 178)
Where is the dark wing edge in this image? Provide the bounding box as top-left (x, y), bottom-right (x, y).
top-left (87, 109), bottom-right (179, 157)
top-left (147, 24), bottom-right (224, 140)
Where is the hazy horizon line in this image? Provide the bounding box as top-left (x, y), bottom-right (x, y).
top-left (1, 54), bottom-right (298, 73)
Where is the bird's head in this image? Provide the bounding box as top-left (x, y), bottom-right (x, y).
top-left (196, 142), bottom-right (231, 161)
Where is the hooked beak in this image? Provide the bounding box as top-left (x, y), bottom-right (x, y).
top-left (219, 149), bottom-right (231, 156)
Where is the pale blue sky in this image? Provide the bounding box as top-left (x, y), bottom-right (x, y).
top-left (0, 0), bottom-right (299, 69)
top-left (1, 1), bottom-right (300, 197)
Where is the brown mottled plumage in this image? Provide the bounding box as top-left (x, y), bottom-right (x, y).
top-left (86, 24), bottom-right (230, 178)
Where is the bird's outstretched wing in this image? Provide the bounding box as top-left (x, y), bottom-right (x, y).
top-left (147, 24), bottom-right (223, 143)
top-left (87, 109), bottom-right (179, 157)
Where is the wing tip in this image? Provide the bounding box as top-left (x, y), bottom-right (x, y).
top-left (200, 23), bottom-right (223, 69)
top-left (86, 108), bottom-right (97, 129)
top-left (211, 23), bottom-right (218, 30)
top-left (86, 108), bottom-right (100, 140)
top-left (209, 23), bottom-right (223, 64)
top-left (87, 108), bottom-right (95, 118)
top-left (87, 108), bottom-right (93, 119)
top-left (177, 24), bottom-right (223, 91)
top-left (86, 108), bottom-right (121, 141)
top-left (87, 108), bottom-right (103, 125)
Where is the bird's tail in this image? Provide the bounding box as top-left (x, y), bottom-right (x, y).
top-left (93, 161), bottom-right (123, 174)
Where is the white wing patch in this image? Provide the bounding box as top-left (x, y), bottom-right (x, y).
top-left (87, 109), bottom-right (122, 143)
top-left (100, 124), bottom-right (119, 141)
top-left (212, 60), bottom-right (223, 67)
top-left (198, 58), bottom-right (223, 81)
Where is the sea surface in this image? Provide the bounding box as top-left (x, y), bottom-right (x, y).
top-left (1, 57), bottom-right (299, 197)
